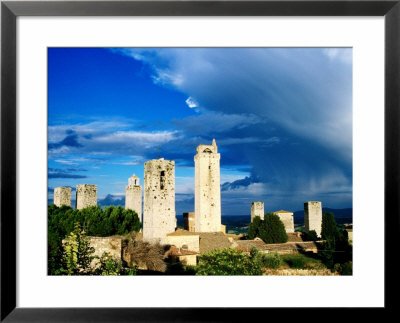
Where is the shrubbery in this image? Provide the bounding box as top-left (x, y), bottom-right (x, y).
top-left (250, 248), bottom-right (281, 269)
top-left (48, 204), bottom-right (141, 275)
top-left (196, 248), bottom-right (263, 275)
top-left (56, 222), bottom-right (135, 275)
top-left (247, 213), bottom-right (288, 244)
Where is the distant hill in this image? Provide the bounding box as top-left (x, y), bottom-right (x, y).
top-left (293, 208), bottom-right (352, 224)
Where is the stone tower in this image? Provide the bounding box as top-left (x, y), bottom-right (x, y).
top-left (183, 212), bottom-right (195, 232)
top-left (304, 201), bottom-right (323, 237)
top-left (53, 187), bottom-right (71, 207)
top-left (143, 158), bottom-right (176, 244)
top-left (273, 210), bottom-right (294, 233)
top-left (194, 139), bottom-right (221, 232)
top-left (251, 202), bottom-right (264, 222)
top-left (125, 174), bottom-right (142, 222)
top-left (76, 184), bottom-right (97, 210)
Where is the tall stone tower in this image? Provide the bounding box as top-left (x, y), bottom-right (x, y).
top-left (53, 187), bottom-right (71, 207)
top-left (143, 158), bottom-right (176, 244)
top-left (76, 184), bottom-right (97, 210)
top-left (194, 139), bottom-right (221, 232)
top-left (251, 202), bottom-right (264, 222)
top-left (125, 174), bottom-right (142, 222)
top-left (304, 201), bottom-right (323, 237)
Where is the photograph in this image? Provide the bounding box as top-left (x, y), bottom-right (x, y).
top-left (47, 47), bottom-right (353, 276)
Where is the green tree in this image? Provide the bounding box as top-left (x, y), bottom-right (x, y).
top-left (258, 213), bottom-right (288, 244)
top-left (247, 216), bottom-right (262, 239)
top-left (61, 222), bottom-right (95, 275)
top-left (321, 212), bottom-right (338, 243)
top-left (319, 212), bottom-right (352, 270)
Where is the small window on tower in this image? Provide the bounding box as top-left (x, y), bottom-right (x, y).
top-left (160, 171), bottom-right (165, 190)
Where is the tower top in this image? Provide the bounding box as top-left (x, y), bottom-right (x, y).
top-left (128, 174), bottom-right (140, 186)
top-left (195, 139), bottom-right (218, 154)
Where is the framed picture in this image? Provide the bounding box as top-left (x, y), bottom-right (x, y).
top-left (1, 0), bottom-right (398, 320)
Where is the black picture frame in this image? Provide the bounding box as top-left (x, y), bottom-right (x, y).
top-left (1, 0), bottom-right (399, 321)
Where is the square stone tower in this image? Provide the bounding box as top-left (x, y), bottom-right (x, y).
top-left (194, 139), bottom-right (221, 232)
top-left (273, 210), bottom-right (294, 233)
top-left (76, 184), bottom-right (97, 210)
top-left (183, 212), bottom-right (195, 232)
top-left (143, 158), bottom-right (176, 244)
top-left (304, 201), bottom-right (322, 237)
top-left (251, 202), bottom-right (264, 221)
top-left (53, 187), bottom-right (71, 207)
top-left (125, 174), bottom-right (142, 222)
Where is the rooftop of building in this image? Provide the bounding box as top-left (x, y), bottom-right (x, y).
top-left (166, 246), bottom-right (198, 256)
top-left (235, 240), bottom-right (319, 253)
top-left (167, 229), bottom-right (199, 237)
top-left (274, 210), bottom-right (293, 214)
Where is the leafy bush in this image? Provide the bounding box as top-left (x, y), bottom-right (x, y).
top-left (260, 253), bottom-right (282, 269)
top-left (334, 261), bottom-right (352, 275)
top-left (249, 247), bottom-right (281, 269)
top-left (196, 248), bottom-right (263, 275)
top-left (282, 254), bottom-right (307, 269)
top-left (93, 252), bottom-right (135, 276)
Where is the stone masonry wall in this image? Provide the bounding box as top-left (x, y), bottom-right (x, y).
top-left (88, 236), bottom-right (122, 269)
top-left (251, 202), bottom-right (264, 221)
top-left (143, 158), bottom-right (176, 244)
top-left (304, 201), bottom-right (322, 237)
top-left (194, 139), bottom-right (221, 232)
top-left (125, 185), bottom-right (142, 222)
top-left (76, 184), bottom-right (97, 210)
top-left (183, 212), bottom-right (195, 232)
top-left (54, 187), bottom-right (71, 207)
top-left (166, 234), bottom-right (200, 252)
top-left (274, 211), bottom-right (295, 233)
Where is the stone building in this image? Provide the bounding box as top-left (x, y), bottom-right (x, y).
top-left (251, 201), bottom-right (264, 221)
top-left (304, 201), bottom-right (323, 238)
top-left (183, 212), bottom-right (195, 232)
top-left (194, 139), bottom-right (221, 232)
top-left (76, 184), bottom-right (97, 210)
top-left (273, 210), bottom-right (295, 233)
top-left (125, 174), bottom-right (142, 222)
top-left (143, 158), bottom-right (176, 244)
top-left (53, 186), bottom-right (71, 207)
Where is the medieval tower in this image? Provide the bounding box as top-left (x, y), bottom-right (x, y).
top-left (76, 184), bottom-right (97, 210)
top-left (251, 201), bottom-right (264, 221)
top-left (125, 174), bottom-right (142, 222)
top-left (304, 201), bottom-right (323, 237)
top-left (194, 139), bottom-right (221, 232)
top-left (143, 158), bottom-right (176, 244)
top-left (53, 187), bottom-right (71, 207)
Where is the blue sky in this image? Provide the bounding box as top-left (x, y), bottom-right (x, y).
top-left (48, 47), bottom-right (352, 215)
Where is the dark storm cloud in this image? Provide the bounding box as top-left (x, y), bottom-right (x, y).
top-left (115, 48), bottom-right (353, 210)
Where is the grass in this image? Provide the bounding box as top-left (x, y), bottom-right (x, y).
top-left (280, 253), bottom-right (326, 269)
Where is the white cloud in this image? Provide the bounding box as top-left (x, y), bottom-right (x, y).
top-left (185, 96), bottom-right (198, 109)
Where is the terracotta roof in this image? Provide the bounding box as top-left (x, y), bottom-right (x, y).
top-left (235, 240), bottom-right (319, 253)
top-left (166, 246), bottom-right (198, 256)
top-left (167, 229), bottom-right (199, 237)
top-left (198, 232), bottom-right (232, 254)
